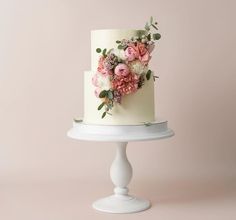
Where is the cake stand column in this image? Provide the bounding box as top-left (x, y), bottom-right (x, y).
top-left (92, 142), bottom-right (151, 214)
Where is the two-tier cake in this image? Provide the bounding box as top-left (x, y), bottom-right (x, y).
top-left (83, 18), bottom-right (161, 125)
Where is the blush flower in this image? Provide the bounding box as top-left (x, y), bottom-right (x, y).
top-left (92, 72), bottom-right (111, 90)
top-left (114, 63), bottom-right (130, 76)
top-left (113, 90), bottom-right (122, 103)
top-left (97, 56), bottom-right (111, 75)
top-left (124, 46), bottom-right (139, 61)
top-left (136, 42), bottom-right (151, 64)
top-left (103, 53), bottom-right (118, 71)
top-left (112, 73), bottom-right (139, 96)
top-left (112, 49), bottom-right (126, 60)
top-left (129, 60), bottom-right (148, 75)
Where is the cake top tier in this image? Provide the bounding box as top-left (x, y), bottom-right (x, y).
top-left (91, 29), bottom-right (146, 71)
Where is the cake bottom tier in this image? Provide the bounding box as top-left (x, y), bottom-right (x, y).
top-left (83, 71), bottom-right (155, 125)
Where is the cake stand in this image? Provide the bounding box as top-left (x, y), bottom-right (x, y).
top-left (67, 119), bottom-right (174, 214)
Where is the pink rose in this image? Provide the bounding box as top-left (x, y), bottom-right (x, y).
top-left (124, 46), bottom-right (139, 61)
top-left (136, 42), bottom-right (151, 64)
top-left (136, 42), bottom-right (147, 56)
top-left (140, 51), bottom-right (151, 64)
top-left (114, 63), bottom-right (130, 76)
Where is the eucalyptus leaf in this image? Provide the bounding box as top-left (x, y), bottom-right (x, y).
top-left (145, 22), bottom-right (150, 31)
top-left (107, 90), bottom-right (113, 100)
top-left (117, 45), bottom-right (124, 50)
top-left (102, 48), bottom-right (107, 56)
top-left (73, 118), bottom-right (83, 123)
top-left (150, 16), bottom-right (153, 24)
top-left (97, 102), bottom-right (105, 110)
top-left (107, 104), bottom-right (113, 110)
top-left (146, 70), bottom-right (152, 80)
top-left (101, 111), bottom-right (106, 119)
top-left (99, 90), bottom-right (108, 98)
top-left (144, 122), bottom-right (152, 126)
top-left (107, 49), bottom-right (113, 55)
top-left (151, 24), bottom-right (158, 30)
top-left (153, 33), bottom-right (161, 40)
top-left (96, 48), bottom-right (102, 53)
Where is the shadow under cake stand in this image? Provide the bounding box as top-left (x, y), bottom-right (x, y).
top-left (67, 119), bottom-right (174, 214)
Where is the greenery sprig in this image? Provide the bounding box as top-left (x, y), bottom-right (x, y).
top-left (145, 16), bottom-right (161, 41)
top-left (96, 48), bottom-right (108, 57)
top-left (97, 89), bottom-right (114, 118)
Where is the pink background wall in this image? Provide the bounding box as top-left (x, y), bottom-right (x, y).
top-left (1, 0), bottom-right (236, 219)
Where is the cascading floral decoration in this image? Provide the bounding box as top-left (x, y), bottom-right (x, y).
top-left (92, 17), bottom-right (161, 118)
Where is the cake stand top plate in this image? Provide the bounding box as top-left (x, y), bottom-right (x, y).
top-left (67, 119), bottom-right (174, 142)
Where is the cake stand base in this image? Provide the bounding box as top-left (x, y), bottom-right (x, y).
top-left (67, 120), bottom-right (174, 214)
top-left (92, 195), bottom-right (151, 214)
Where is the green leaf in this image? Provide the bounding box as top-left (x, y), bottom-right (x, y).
top-left (117, 45), bottom-right (124, 50)
top-left (99, 90), bottom-right (108, 98)
top-left (107, 104), bottom-right (113, 110)
top-left (101, 111), bottom-right (106, 119)
top-left (153, 75), bottom-right (159, 82)
top-left (152, 33), bottom-right (161, 40)
top-left (151, 24), bottom-right (158, 30)
top-left (107, 90), bottom-right (113, 100)
top-left (150, 16), bottom-right (153, 24)
top-left (96, 48), bottom-right (102, 53)
top-left (116, 40), bottom-right (121, 44)
top-left (107, 49), bottom-right (113, 55)
top-left (102, 48), bottom-right (107, 56)
top-left (97, 102), bottom-right (105, 110)
top-left (145, 22), bottom-right (150, 31)
top-left (144, 122), bottom-right (152, 126)
top-left (146, 70), bottom-right (152, 80)
top-left (147, 33), bottom-right (151, 41)
top-left (73, 118), bottom-right (83, 123)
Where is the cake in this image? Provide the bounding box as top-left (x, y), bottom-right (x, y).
top-left (83, 18), bottom-right (161, 125)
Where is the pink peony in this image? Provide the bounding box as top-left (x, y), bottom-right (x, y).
top-left (124, 46), bottom-right (139, 61)
top-left (114, 63), bottom-right (130, 76)
top-left (112, 73), bottom-right (139, 96)
top-left (91, 72), bottom-right (111, 91)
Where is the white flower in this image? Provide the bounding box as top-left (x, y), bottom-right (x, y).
top-left (111, 49), bottom-right (126, 61)
top-left (128, 60), bottom-right (148, 75)
top-left (96, 73), bottom-right (111, 90)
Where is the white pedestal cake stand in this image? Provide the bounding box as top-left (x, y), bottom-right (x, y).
top-left (67, 119), bottom-right (174, 214)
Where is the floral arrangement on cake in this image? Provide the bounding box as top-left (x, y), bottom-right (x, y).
top-left (92, 17), bottom-right (161, 118)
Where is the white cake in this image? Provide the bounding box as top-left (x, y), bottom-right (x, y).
top-left (83, 24), bottom-right (161, 125)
